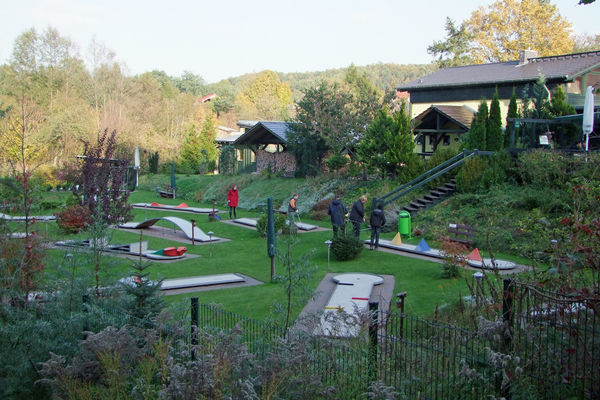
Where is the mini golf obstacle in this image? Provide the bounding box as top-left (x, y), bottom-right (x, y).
top-left (56, 239), bottom-right (189, 260)
top-left (232, 217), bottom-right (319, 231)
top-left (315, 273), bottom-right (384, 338)
top-left (1, 213), bottom-right (56, 222)
top-left (371, 238), bottom-right (517, 271)
top-left (119, 216), bottom-right (220, 242)
top-left (161, 273), bottom-right (245, 290)
top-left (132, 202), bottom-right (218, 214)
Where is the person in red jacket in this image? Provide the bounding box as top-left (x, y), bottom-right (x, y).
top-left (227, 185), bottom-right (239, 219)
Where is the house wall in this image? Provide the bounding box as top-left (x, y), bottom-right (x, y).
top-left (255, 149), bottom-right (296, 177)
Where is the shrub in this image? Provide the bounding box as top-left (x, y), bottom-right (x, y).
top-left (456, 157), bottom-right (488, 193)
top-left (148, 151), bottom-right (159, 173)
top-left (256, 212), bottom-right (286, 237)
top-left (325, 153), bottom-right (348, 173)
top-left (331, 228), bottom-right (363, 261)
top-left (55, 204), bottom-right (91, 233)
top-left (310, 198), bottom-right (332, 221)
top-left (518, 150), bottom-right (568, 189)
top-left (440, 238), bottom-right (468, 278)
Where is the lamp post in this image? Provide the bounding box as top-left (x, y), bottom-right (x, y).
top-left (474, 271), bottom-right (484, 307)
top-left (325, 240), bottom-right (332, 271)
top-left (208, 231), bottom-right (214, 256)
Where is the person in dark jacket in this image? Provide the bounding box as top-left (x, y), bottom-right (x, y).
top-left (227, 185), bottom-right (239, 219)
top-left (349, 195), bottom-right (367, 238)
top-left (369, 202), bottom-right (386, 250)
top-left (327, 194), bottom-right (347, 237)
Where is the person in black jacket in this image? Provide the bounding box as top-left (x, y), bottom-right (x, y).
top-left (369, 202), bottom-right (386, 250)
top-left (349, 195), bottom-right (367, 238)
top-left (327, 194), bottom-right (347, 237)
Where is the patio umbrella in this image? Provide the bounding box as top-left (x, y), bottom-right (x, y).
top-left (134, 147), bottom-right (140, 187)
top-left (583, 85), bottom-right (595, 152)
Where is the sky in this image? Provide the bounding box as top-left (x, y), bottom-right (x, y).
top-left (0, 0), bottom-right (598, 83)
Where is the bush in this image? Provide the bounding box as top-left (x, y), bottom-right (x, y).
top-left (456, 157), bottom-right (488, 193)
top-left (440, 238), bottom-right (468, 278)
top-left (518, 150), bottom-right (568, 189)
top-left (331, 228), bottom-right (363, 261)
top-left (55, 204), bottom-right (91, 233)
top-left (256, 212), bottom-right (286, 237)
top-left (325, 154), bottom-right (348, 173)
top-left (310, 198), bottom-right (332, 221)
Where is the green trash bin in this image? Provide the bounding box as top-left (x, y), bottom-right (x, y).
top-left (398, 210), bottom-right (411, 239)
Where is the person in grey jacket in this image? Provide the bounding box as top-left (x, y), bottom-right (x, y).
top-left (349, 195), bottom-right (367, 238)
top-left (327, 194), bottom-right (347, 237)
top-left (369, 202), bottom-right (386, 250)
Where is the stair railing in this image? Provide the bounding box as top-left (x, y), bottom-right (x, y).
top-left (373, 149), bottom-right (493, 209)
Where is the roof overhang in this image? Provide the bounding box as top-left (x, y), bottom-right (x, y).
top-left (234, 122), bottom-right (288, 146)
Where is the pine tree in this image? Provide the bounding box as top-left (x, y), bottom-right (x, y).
top-left (505, 88), bottom-right (519, 148)
top-left (487, 90), bottom-right (503, 151)
top-left (121, 256), bottom-right (164, 328)
top-left (464, 100), bottom-right (488, 150)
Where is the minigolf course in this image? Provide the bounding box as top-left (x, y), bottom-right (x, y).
top-left (132, 202), bottom-right (218, 214)
top-left (119, 216), bottom-right (220, 242)
top-left (315, 273), bottom-right (384, 338)
top-left (232, 217), bottom-right (319, 231)
top-left (372, 237), bottom-right (517, 270)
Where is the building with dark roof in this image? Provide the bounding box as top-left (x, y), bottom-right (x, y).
top-left (233, 121), bottom-right (296, 176)
top-left (397, 50), bottom-right (600, 155)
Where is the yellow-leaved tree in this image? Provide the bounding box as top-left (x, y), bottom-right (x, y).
top-left (236, 70), bottom-right (293, 120)
top-left (465, 0), bottom-right (574, 63)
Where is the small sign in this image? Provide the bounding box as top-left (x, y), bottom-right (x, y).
top-left (539, 135), bottom-right (549, 145)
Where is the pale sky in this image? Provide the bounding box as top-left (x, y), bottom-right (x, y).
top-left (0, 0), bottom-right (597, 83)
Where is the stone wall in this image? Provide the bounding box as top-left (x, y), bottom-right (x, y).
top-left (255, 149), bottom-right (296, 177)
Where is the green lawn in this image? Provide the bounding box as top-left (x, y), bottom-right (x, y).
top-left (29, 189), bottom-right (512, 322)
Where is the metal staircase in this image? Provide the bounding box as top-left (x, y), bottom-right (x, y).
top-left (373, 150), bottom-right (493, 214)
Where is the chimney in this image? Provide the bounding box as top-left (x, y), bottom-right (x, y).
top-left (519, 49), bottom-right (538, 65)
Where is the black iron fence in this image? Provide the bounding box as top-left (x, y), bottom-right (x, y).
top-left (190, 279), bottom-right (599, 399)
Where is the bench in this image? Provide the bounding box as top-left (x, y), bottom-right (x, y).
top-left (447, 223), bottom-right (476, 247)
top-left (156, 185), bottom-right (176, 198)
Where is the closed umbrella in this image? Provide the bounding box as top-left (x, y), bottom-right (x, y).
top-left (583, 85), bottom-right (595, 152)
top-left (267, 197), bottom-right (277, 281)
top-left (134, 147), bottom-right (140, 187)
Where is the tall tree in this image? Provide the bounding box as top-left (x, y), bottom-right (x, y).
top-left (464, 100), bottom-right (488, 150)
top-left (465, 0), bottom-right (573, 63)
top-left (427, 17), bottom-right (474, 67)
top-left (505, 87), bottom-right (520, 148)
top-left (487, 90), bottom-right (503, 151)
top-left (236, 70), bottom-right (293, 120)
top-left (357, 106), bottom-right (414, 178)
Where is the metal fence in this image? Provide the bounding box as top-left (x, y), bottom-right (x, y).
top-left (191, 279), bottom-right (600, 399)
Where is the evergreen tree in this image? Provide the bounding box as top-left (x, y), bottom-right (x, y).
top-left (179, 124), bottom-right (203, 174)
top-left (464, 100), bottom-right (488, 150)
top-left (121, 256), bottom-right (164, 328)
top-left (357, 105), bottom-right (414, 178)
top-left (505, 88), bottom-right (519, 148)
top-left (487, 90), bottom-right (503, 151)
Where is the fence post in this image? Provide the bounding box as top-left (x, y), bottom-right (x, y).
top-left (502, 279), bottom-right (514, 399)
top-left (502, 278), bottom-right (514, 348)
top-left (82, 294), bottom-right (89, 340)
top-left (191, 297), bottom-right (198, 360)
top-left (369, 301), bottom-right (379, 381)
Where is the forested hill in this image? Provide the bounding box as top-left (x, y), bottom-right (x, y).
top-left (207, 63), bottom-right (437, 100)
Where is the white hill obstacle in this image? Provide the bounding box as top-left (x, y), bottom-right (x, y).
top-left (1, 213), bottom-right (56, 221)
top-left (119, 216), bottom-right (220, 242)
top-left (232, 217), bottom-right (319, 231)
top-left (315, 273), bottom-right (384, 338)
